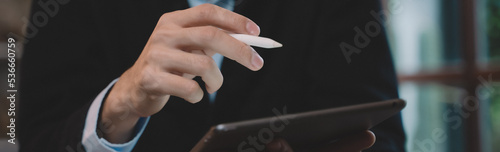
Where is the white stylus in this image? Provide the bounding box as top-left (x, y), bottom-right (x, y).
top-left (230, 34), bottom-right (283, 49)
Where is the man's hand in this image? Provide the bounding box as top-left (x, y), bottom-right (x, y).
top-left (100, 4), bottom-right (263, 143)
top-left (265, 130), bottom-right (376, 152)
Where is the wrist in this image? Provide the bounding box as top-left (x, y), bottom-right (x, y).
top-left (100, 84), bottom-right (141, 143)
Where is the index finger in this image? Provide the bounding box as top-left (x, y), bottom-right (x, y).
top-left (160, 4), bottom-right (260, 36)
top-left (169, 26), bottom-right (264, 71)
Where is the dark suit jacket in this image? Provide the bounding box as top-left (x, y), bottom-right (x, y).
top-left (19, 0), bottom-right (405, 151)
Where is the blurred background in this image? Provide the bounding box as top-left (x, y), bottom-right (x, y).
top-left (0, 0), bottom-right (499, 152)
top-left (1, 0), bottom-right (30, 151)
top-left (385, 0), bottom-right (500, 152)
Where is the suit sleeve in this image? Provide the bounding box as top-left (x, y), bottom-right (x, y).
top-left (302, 1), bottom-right (406, 151)
top-left (17, 0), bottom-right (131, 151)
top-left (82, 79), bottom-right (150, 152)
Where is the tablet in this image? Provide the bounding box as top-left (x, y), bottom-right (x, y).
top-left (190, 99), bottom-right (406, 152)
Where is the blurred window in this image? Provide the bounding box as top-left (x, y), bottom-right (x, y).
top-left (386, 0), bottom-right (500, 151)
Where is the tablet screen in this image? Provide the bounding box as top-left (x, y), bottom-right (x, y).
top-left (191, 99), bottom-right (406, 152)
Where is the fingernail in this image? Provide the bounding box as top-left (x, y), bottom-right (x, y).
top-left (251, 48), bottom-right (264, 70)
top-left (246, 20), bottom-right (260, 35)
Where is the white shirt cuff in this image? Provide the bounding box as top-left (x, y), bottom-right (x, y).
top-left (82, 78), bottom-right (150, 152)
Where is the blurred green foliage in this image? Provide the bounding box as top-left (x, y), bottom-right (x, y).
top-left (487, 1), bottom-right (500, 151)
top-left (488, 0), bottom-right (500, 60)
top-left (490, 86), bottom-right (500, 152)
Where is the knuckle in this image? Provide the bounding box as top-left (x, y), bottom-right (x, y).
top-left (158, 13), bottom-right (172, 23)
top-left (159, 11), bottom-right (177, 23)
top-left (142, 47), bottom-right (165, 63)
top-left (196, 4), bottom-right (218, 19)
top-left (183, 81), bottom-right (199, 97)
top-left (196, 56), bottom-right (215, 71)
top-left (188, 55), bottom-right (215, 76)
top-left (236, 44), bottom-right (251, 61)
top-left (147, 50), bottom-right (164, 62)
top-left (197, 27), bottom-right (220, 42)
top-left (152, 28), bottom-right (176, 43)
top-left (231, 15), bottom-right (247, 28)
top-left (137, 68), bottom-right (161, 93)
top-left (156, 27), bottom-right (175, 37)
